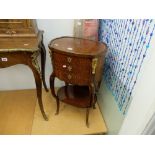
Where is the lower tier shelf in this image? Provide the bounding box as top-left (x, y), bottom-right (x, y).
top-left (57, 85), bottom-right (96, 108)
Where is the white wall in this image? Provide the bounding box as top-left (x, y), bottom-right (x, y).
top-left (0, 19), bottom-right (74, 90)
top-left (119, 33), bottom-right (155, 134)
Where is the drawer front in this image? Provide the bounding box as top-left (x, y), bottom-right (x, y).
top-left (0, 52), bottom-right (29, 68)
top-left (53, 52), bottom-right (92, 85)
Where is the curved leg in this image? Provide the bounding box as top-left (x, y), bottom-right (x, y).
top-left (50, 73), bottom-right (57, 98)
top-left (90, 83), bottom-right (95, 106)
top-left (49, 73), bottom-right (60, 115)
top-left (85, 85), bottom-right (92, 127)
top-left (55, 96), bottom-right (60, 115)
top-left (93, 94), bottom-right (97, 109)
top-left (86, 108), bottom-right (90, 128)
top-left (85, 83), bottom-right (96, 127)
top-left (40, 41), bottom-right (49, 92)
top-left (29, 52), bottom-right (48, 121)
top-left (93, 104), bottom-right (96, 109)
top-left (89, 83), bottom-right (96, 109)
top-left (65, 82), bottom-right (69, 98)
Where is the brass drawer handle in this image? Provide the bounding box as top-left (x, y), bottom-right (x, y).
top-left (67, 57), bottom-right (72, 63)
top-left (68, 74), bottom-right (72, 80)
top-left (67, 66), bottom-right (72, 71)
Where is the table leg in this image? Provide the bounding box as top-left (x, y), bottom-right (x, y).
top-left (86, 108), bottom-right (90, 128)
top-left (89, 83), bottom-right (96, 109)
top-left (40, 42), bottom-right (49, 92)
top-left (49, 73), bottom-right (60, 115)
top-left (93, 94), bottom-right (97, 109)
top-left (49, 73), bottom-right (57, 98)
top-left (65, 82), bottom-right (69, 98)
top-left (55, 97), bottom-right (60, 115)
top-left (29, 52), bottom-right (48, 121)
top-left (85, 83), bottom-right (96, 127)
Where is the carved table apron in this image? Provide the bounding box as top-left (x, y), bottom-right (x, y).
top-left (0, 31), bottom-right (48, 120)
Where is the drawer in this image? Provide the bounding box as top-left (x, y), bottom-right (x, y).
top-left (53, 52), bottom-right (92, 85)
top-left (0, 52), bottom-right (25, 68)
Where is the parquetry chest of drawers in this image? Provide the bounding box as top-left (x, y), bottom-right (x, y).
top-left (49, 37), bottom-right (107, 127)
top-left (0, 19), bottom-right (48, 120)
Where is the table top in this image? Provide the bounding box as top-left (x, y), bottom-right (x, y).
top-left (49, 37), bottom-right (107, 57)
top-left (0, 31), bottom-right (43, 53)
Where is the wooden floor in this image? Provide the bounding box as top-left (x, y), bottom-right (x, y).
top-left (0, 89), bottom-right (107, 135)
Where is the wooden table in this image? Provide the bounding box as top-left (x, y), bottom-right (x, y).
top-left (0, 31), bottom-right (48, 121)
top-left (49, 37), bottom-right (107, 127)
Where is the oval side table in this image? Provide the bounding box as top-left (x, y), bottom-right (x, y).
top-left (49, 37), bottom-right (107, 127)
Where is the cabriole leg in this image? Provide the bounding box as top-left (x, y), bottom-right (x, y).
top-left (55, 97), bottom-right (60, 115)
top-left (49, 73), bottom-right (60, 115)
top-left (86, 108), bottom-right (90, 128)
top-left (29, 52), bottom-right (48, 121)
top-left (40, 42), bottom-right (48, 92)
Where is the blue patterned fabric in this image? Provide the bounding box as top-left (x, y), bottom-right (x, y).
top-left (99, 19), bottom-right (155, 115)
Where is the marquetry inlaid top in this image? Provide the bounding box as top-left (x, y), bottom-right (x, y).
top-left (49, 36), bottom-right (107, 57)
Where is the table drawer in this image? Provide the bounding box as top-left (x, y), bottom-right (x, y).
top-left (53, 52), bottom-right (92, 85)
